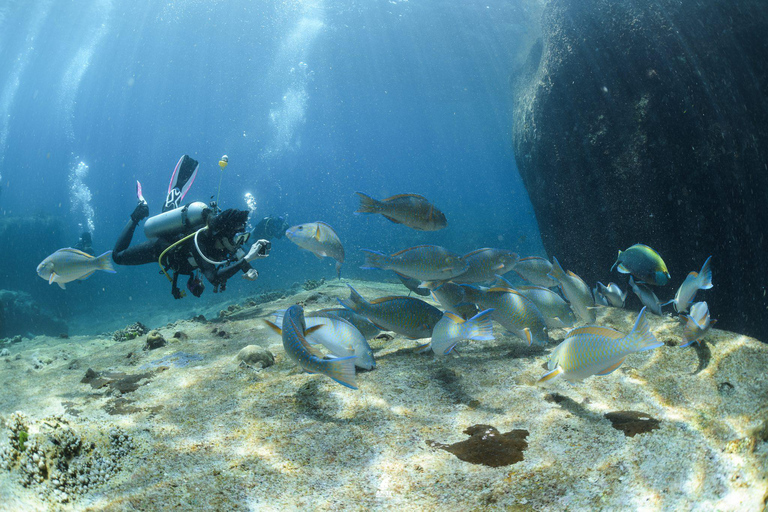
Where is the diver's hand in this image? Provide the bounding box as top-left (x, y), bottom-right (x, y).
top-left (243, 269), bottom-right (259, 281)
top-left (131, 202), bottom-right (149, 223)
top-left (172, 286), bottom-right (183, 299)
top-left (245, 240), bottom-right (271, 262)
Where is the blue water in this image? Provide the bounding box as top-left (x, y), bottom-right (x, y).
top-left (0, 0), bottom-right (543, 334)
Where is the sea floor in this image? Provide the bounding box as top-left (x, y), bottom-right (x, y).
top-left (0, 279), bottom-right (766, 511)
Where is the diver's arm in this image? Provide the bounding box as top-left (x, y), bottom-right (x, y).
top-left (194, 252), bottom-right (252, 285)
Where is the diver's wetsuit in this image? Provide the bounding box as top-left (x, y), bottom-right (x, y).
top-left (112, 216), bottom-right (253, 294)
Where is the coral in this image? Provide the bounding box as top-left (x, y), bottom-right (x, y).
top-left (113, 322), bottom-right (148, 342)
top-left (144, 330), bottom-right (166, 350)
top-left (303, 277), bottom-right (326, 291)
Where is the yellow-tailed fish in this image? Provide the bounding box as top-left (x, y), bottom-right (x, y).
top-left (338, 285), bottom-right (442, 339)
top-left (269, 305), bottom-right (357, 389)
top-left (680, 301), bottom-right (716, 347)
top-left (513, 256), bottom-right (558, 288)
top-left (538, 307), bottom-right (662, 383)
top-left (354, 192), bottom-right (447, 231)
top-left (285, 222), bottom-right (345, 278)
top-left (266, 310), bottom-right (375, 370)
top-left (665, 256), bottom-right (713, 313)
top-left (611, 244), bottom-right (670, 286)
top-left (629, 276), bottom-right (663, 316)
top-left (430, 309), bottom-right (495, 355)
top-left (548, 257), bottom-right (595, 323)
top-left (595, 282), bottom-right (627, 308)
top-left (36, 248), bottom-right (116, 289)
top-left (474, 287), bottom-right (548, 345)
top-left (451, 248), bottom-right (519, 284)
top-left (517, 285), bottom-right (577, 330)
top-left (360, 245), bottom-right (468, 282)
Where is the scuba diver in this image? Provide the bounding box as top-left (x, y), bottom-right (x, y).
top-left (74, 232), bottom-right (95, 256)
top-left (112, 155), bottom-right (271, 299)
top-left (251, 215), bottom-right (290, 241)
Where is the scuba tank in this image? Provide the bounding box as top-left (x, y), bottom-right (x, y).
top-left (144, 201), bottom-right (210, 239)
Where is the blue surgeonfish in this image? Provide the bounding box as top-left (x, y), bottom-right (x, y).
top-left (355, 192), bottom-right (447, 231)
top-left (360, 245), bottom-right (468, 282)
top-left (338, 285), bottom-right (443, 340)
top-left (538, 307), bottom-right (662, 383)
top-left (272, 305), bottom-right (357, 389)
top-left (611, 244), bottom-right (670, 286)
top-left (680, 302), bottom-right (716, 347)
top-left (629, 276), bottom-right (664, 316)
top-left (430, 309), bottom-right (495, 355)
top-left (665, 256), bottom-right (713, 313)
top-left (513, 256), bottom-right (559, 288)
top-left (36, 248), bottom-right (116, 289)
top-left (285, 222), bottom-right (345, 278)
top-left (548, 257), bottom-right (596, 323)
top-left (266, 310), bottom-right (375, 370)
top-left (595, 282), bottom-right (627, 308)
top-left (474, 287), bottom-right (549, 345)
top-left (451, 248), bottom-right (519, 284)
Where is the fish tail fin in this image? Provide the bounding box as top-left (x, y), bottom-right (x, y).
top-left (354, 192), bottom-right (382, 214)
top-left (548, 257), bottom-right (564, 280)
top-left (699, 256), bottom-right (713, 289)
top-left (610, 250), bottom-right (621, 272)
top-left (626, 307), bottom-right (663, 352)
top-left (322, 356), bottom-right (358, 389)
top-left (336, 261), bottom-right (342, 280)
top-left (360, 249), bottom-right (388, 270)
top-left (338, 285), bottom-right (368, 312)
top-left (463, 308), bottom-right (495, 341)
top-left (96, 251), bottom-right (117, 273)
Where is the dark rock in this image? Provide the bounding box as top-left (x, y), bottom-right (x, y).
top-left (427, 425), bottom-right (529, 467)
top-left (604, 410), bottom-right (660, 437)
top-left (144, 330), bottom-right (166, 350)
top-left (512, 0), bottom-right (768, 339)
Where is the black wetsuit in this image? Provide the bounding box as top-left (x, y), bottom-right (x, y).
top-left (113, 217), bottom-right (252, 296)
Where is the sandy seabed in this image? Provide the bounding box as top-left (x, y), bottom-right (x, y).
top-left (0, 279), bottom-right (766, 511)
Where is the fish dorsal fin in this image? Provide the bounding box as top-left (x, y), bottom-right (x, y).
top-left (518, 285), bottom-right (550, 292)
top-left (443, 311), bottom-right (465, 324)
top-left (383, 193), bottom-right (427, 202)
top-left (369, 296), bottom-right (403, 304)
top-left (462, 248), bottom-right (492, 258)
top-left (568, 325), bottom-right (624, 339)
top-left (596, 358), bottom-right (626, 375)
top-left (391, 245), bottom-right (440, 256)
top-left (60, 248), bottom-right (94, 259)
top-left (486, 287), bottom-right (516, 293)
top-left (518, 256), bottom-right (547, 263)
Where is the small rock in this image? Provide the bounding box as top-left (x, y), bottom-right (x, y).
top-left (0, 348), bottom-right (9, 357)
top-left (11, 335), bottom-right (23, 344)
top-left (173, 331), bottom-right (189, 341)
top-left (144, 331), bottom-right (167, 351)
top-left (59, 333), bottom-right (69, 339)
top-left (236, 345), bottom-right (275, 368)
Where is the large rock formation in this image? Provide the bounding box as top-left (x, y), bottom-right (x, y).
top-left (512, 0), bottom-right (768, 339)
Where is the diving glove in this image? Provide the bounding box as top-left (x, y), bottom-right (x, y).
top-left (131, 202), bottom-right (149, 223)
top-left (243, 269), bottom-right (259, 281)
top-left (245, 239), bottom-right (271, 262)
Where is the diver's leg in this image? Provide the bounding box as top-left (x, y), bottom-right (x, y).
top-left (112, 221), bottom-right (163, 265)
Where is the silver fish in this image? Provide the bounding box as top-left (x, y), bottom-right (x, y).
top-left (314, 308), bottom-right (381, 340)
top-left (513, 256), bottom-right (558, 288)
top-left (517, 285), bottom-right (577, 330)
top-left (680, 301), bottom-right (716, 347)
top-left (430, 282), bottom-right (480, 319)
top-left (36, 248), bottom-right (116, 289)
top-left (666, 256), bottom-right (713, 313)
top-left (475, 287), bottom-right (549, 345)
top-left (452, 248), bottom-right (519, 284)
top-left (361, 245), bottom-right (468, 282)
top-left (593, 285), bottom-right (611, 306)
top-left (355, 192), bottom-right (447, 231)
top-left (286, 222), bottom-right (345, 278)
top-left (596, 282), bottom-right (627, 308)
top-left (629, 276), bottom-right (663, 316)
top-left (548, 257), bottom-right (595, 323)
top-left (394, 271), bottom-right (431, 296)
top-left (430, 309), bottom-right (495, 356)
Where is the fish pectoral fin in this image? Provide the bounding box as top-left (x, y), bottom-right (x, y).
top-left (48, 272), bottom-right (57, 285)
top-left (314, 224), bottom-right (321, 241)
top-left (381, 214), bottom-right (402, 224)
top-left (616, 264), bottom-right (630, 274)
top-left (537, 366), bottom-right (563, 384)
top-left (312, 252), bottom-right (325, 260)
top-left (596, 358), bottom-right (626, 376)
top-left (523, 328), bottom-right (533, 346)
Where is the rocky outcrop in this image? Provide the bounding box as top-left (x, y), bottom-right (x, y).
top-left (512, 0), bottom-right (768, 338)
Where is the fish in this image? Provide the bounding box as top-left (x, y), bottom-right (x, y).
top-left (451, 248), bottom-right (519, 284)
top-left (538, 307), bottom-right (662, 383)
top-left (665, 256), bottom-right (713, 313)
top-left (595, 282), bottom-right (627, 308)
top-left (516, 285), bottom-right (577, 330)
top-left (513, 256), bottom-right (559, 288)
top-left (266, 310), bottom-right (375, 370)
top-left (548, 257), bottom-right (596, 323)
top-left (354, 192), bottom-right (447, 231)
top-left (430, 309), bottom-right (495, 356)
top-left (611, 244), bottom-right (670, 286)
top-left (36, 248), bottom-right (116, 289)
top-left (338, 285), bottom-right (443, 339)
top-left (285, 222), bottom-right (345, 278)
top-left (271, 305), bottom-right (357, 389)
top-left (593, 286), bottom-right (611, 306)
top-left (430, 282), bottom-right (480, 319)
top-left (629, 276), bottom-right (664, 316)
top-left (394, 271), bottom-right (431, 296)
top-left (361, 245), bottom-right (468, 282)
top-left (680, 301), bottom-right (716, 347)
top-left (314, 308), bottom-right (381, 340)
top-left (475, 287), bottom-right (549, 345)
